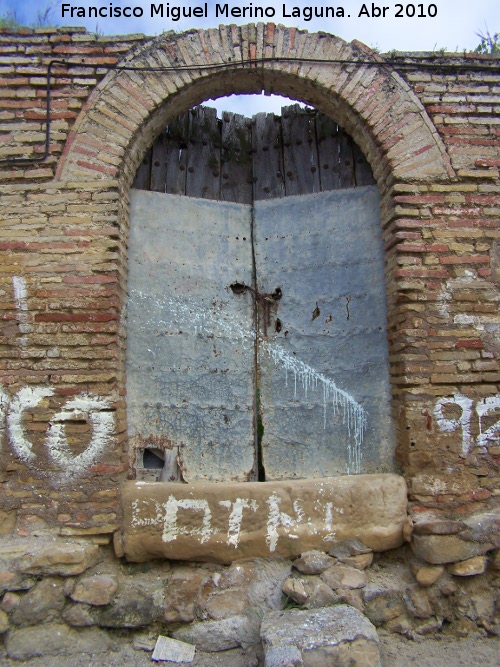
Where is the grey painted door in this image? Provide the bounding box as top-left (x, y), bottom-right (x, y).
top-left (127, 187), bottom-right (395, 482)
top-left (254, 188), bottom-right (395, 479)
top-left (127, 191), bottom-right (256, 482)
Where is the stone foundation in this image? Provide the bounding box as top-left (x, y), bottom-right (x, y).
top-left (0, 515), bottom-right (499, 663)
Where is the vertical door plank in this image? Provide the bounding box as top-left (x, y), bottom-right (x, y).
top-left (220, 112), bottom-right (253, 204)
top-left (252, 111), bottom-right (285, 200)
top-left (165, 112), bottom-right (189, 195)
top-left (150, 132), bottom-right (168, 193)
top-left (315, 113), bottom-right (340, 191)
top-left (353, 139), bottom-right (376, 186)
top-left (132, 146), bottom-right (152, 190)
top-left (281, 105), bottom-right (320, 196)
top-left (338, 128), bottom-right (356, 189)
top-left (186, 106), bottom-right (221, 200)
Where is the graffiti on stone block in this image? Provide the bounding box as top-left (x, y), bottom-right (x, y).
top-left (434, 393), bottom-right (500, 456)
top-left (0, 385), bottom-right (114, 480)
top-left (130, 491), bottom-right (333, 552)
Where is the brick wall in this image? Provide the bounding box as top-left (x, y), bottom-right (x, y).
top-left (0, 24), bottom-right (499, 539)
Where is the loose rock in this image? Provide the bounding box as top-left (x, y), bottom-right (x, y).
top-left (320, 563), bottom-right (368, 590)
top-left (448, 556), bottom-right (488, 577)
top-left (414, 565), bottom-right (444, 587)
top-left (261, 606), bottom-right (381, 667)
top-left (173, 614), bottom-right (260, 651)
top-left (328, 539), bottom-right (372, 559)
top-left (293, 550), bottom-right (333, 575)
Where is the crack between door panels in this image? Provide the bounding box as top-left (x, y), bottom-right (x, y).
top-left (250, 204), bottom-right (266, 482)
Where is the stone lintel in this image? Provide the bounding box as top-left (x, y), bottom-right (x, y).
top-left (118, 474), bottom-right (407, 564)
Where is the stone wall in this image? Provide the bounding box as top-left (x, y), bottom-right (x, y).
top-left (0, 23), bottom-right (499, 657)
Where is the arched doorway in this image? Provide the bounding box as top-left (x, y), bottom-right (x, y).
top-left (126, 104), bottom-right (396, 483)
top-left (56, 25), bottom-right (454, 483)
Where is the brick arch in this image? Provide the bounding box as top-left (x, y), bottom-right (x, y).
top-left (54, 25), bottom-right (455, 477)
top-left (57, 24), bottom-right (454, 190)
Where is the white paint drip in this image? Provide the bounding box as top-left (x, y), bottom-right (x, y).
top-left (45, 394), bottom-right (114, 480)
top-left (162, 496), bottom-right (212, 544)
top-left (7, 386), bottom-right (54, 462)
top-left (263, 340), bottom-right (366, 474)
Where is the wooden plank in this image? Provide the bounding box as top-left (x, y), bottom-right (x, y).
top-left (150, 132), bottom-right (168, 193)
top-left (134, 105), bottom-right (375, 198)
top-left (252, 111), bottom-right (285, 201)
top-left (185, 106), bottom-right (221, 200)
top-left (352, 139), bottom-right (376, 187)
top-left (220, 111), bottom-right (253, 204)
top-left (338, 127), bottom-right (355, 189)
top-left (165, 112), bottom-right (189, 196)
top-left (281, 104), bottom-right (320, 196)
top-left (132, 146), bottom-right (152, 190)
top-left (315, 113), bottom-right (340, 191)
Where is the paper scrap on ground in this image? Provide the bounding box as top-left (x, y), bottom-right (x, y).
top-left (152, 635), bottom-right (195, 663)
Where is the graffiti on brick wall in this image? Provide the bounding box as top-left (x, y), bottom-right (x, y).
top-left (434, 393), bottom-right (500, 456)
top-left (0, 277), bottom-right (115, 480)
top-left (0, 385), bottom-right (114, 480)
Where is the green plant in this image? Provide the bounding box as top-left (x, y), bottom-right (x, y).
top-left (0, 11), bottom-right (22, 30)
top-left (474, 28), bottom-right (500, 54)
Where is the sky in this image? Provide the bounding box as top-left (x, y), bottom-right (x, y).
top-left (1, 0), bottom-right (499, 115)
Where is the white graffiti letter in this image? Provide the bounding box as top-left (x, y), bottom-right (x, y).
top-left (434, 393), bottom-right (473, 457)
top-left (162, 496), bottom-right (212, 544)
top-left (0, 388), bottom-right (10, 448)
top-left (219, 498), bottom-right (259, 548)
top-left (45, 394), bottom-right (114, 479)
top-left (476, 396), bottom-right (500, 449)
top-left (7, 387), bottom-right (54, 462)
top-left (266, 494), bottom-right (303, 552)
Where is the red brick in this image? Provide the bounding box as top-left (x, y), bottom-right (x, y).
top-left (439, 255), bottom-right (489, 265)
top-left (455, 339), bottom-right (484, 349)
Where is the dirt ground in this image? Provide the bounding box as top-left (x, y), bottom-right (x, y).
top-left (0, 632), bottom-right (499, 667)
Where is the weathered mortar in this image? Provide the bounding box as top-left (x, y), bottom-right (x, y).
top-left (0, 24), bottom-right (499, 653)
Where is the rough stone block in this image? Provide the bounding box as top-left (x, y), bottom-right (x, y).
top-left (261, 606), bottom-right (381, 667)
top-left (69, 574), bottom-right (118, 606)
top-left (18, 539), bottom-right (100, 576)
top-left (119, 475), bottom-right (407, 563)
top-left (411, 534), bottom-right (492, 565)
top-left (6, 623), bottom-right (113, 660)
top-left (173, 614), bottom-right (260, 652)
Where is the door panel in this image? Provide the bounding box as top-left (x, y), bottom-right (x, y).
top-left (127, 191), bottom-right (256, 482)
top-left (254, 187), bottom-right (396, 479)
